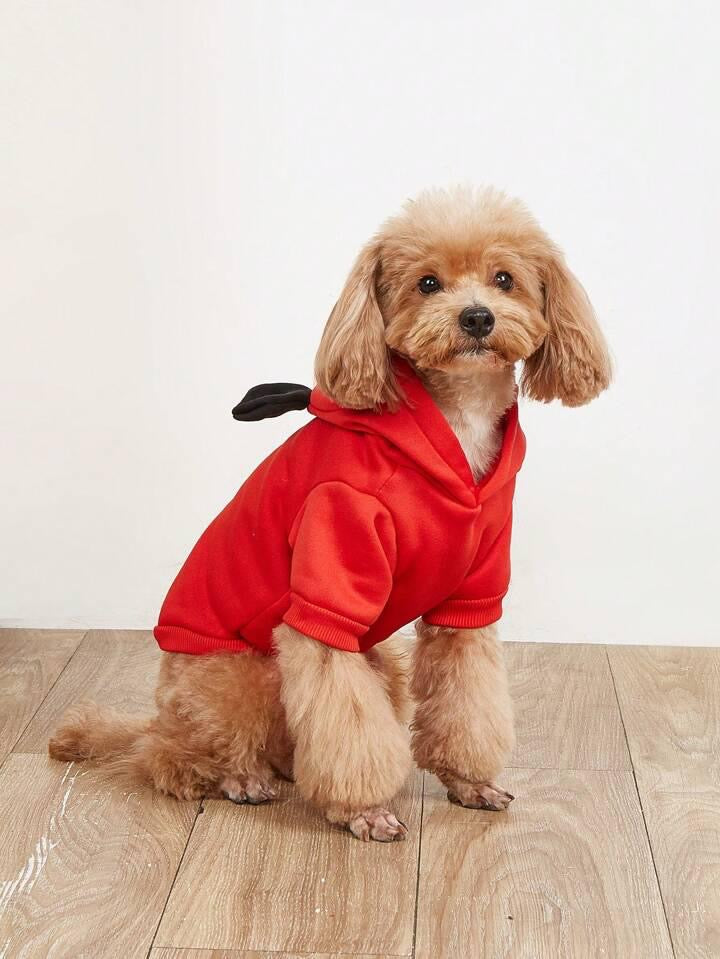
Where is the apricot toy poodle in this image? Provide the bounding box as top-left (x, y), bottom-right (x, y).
top-left (50, 186), bottom-right (610, 841)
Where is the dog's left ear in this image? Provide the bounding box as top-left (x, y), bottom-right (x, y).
top-left (521, 250), bottom-right (611, 406)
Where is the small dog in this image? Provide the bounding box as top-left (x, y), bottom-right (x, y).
top-left (50, 187), bottom-right (610, 841)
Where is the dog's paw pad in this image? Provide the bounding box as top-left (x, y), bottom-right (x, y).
top-left (447, 781), bottom-right (514, 811)
top-left (347, 808), bottom-right (408, 842)
top-left (221, 775), bottom-right (277, 805)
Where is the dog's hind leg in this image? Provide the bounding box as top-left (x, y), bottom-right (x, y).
top-left (49, 648), bottom-right (287, 804)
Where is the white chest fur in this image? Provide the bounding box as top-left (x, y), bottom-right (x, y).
top-left (424, 365), bottom-right (517, 483)
top-left (445, 408), bottom-right (503, 481)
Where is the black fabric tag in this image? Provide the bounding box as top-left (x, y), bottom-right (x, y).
top-left (232, 382), bottom-right (312, 422)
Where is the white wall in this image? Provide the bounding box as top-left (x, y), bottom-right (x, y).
top-left (2, 1), bottom-right (718, 644)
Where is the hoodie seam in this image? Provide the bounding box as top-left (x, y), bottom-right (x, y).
top-left (286, 594), bottom-right (367, 631)
top-left (375, 462), bottom-right (400, 498)
top-left (394, 364), bottom-right (479, 488)
top-left (470, 509), bottom-right (513, 567)
top-left (287, 471), bottom-right (398, 546)
top-left (432, 592), bottom-right (507, 608)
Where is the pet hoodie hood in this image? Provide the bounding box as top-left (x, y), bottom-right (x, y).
top-left (154, 358), bottom-right (526, 656)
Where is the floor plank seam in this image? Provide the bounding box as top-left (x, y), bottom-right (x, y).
top-left (2, 629), bottom-right (89, 773)
top-left (151, 949), bottom-right (410, 957)
top-left (145, 798), bottom-right (206, 958)
top-left (410, 770), bottom-right (426, 959)
top-left (506, 763), bottom-right (636, 774)
top-left (152, 950), bottom-right (410, 957)
top-left (505, 761), bottom-right (628, 773)
top-left (605, 647), bottom-right (677, 959)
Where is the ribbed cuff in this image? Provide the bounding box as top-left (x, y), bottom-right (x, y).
top-left (282, 596), bottom-right (363, 652)
top-left (422, 594), bottom-right (505, 629)
top-left (153, 625), bottom-right (253, 655)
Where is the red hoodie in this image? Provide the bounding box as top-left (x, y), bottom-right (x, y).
top-left (154, 359), bottom-right (526, 656)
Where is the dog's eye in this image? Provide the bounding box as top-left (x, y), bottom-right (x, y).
top-left (418, 275), bottom-right (442, 295)
top-left (494, 271), bottom-right (514, 291)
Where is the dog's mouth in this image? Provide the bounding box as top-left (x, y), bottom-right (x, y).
top-left (456, 344), bottom-right (510, 369)
top-left (463, 342), bottom-right (489, 355)
top-left (396, 332), bottom-right (512, 374)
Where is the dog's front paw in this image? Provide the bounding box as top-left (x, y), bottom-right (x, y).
top-left (347, 808), bottom-right (408, 842)
top-left (447, 780), bottom-right (514, 811)
top-left (220, 775), bottom-right (277, 805)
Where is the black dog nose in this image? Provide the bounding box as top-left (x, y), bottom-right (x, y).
top-left (459, 306), bottom-right (495, 338)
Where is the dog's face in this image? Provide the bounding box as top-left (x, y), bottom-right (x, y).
top-left (316, 187), bottom-right (611, 409)
top-left (378, 197), bottom-right (549, 376)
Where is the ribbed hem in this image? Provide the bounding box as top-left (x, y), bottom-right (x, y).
top-left (153, 625), bottom-right (253, 655)
top-left (422, 594), bottom-right (505, 629)
top-left (282, 596), bottom-right (363, 652)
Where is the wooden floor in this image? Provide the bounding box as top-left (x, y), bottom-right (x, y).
top-left (0, 631), bottom-right (718, 958)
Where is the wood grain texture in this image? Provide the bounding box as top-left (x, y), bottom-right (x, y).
top-left (505, 641), bottom-right (631, 770)
top-left (609, 646), bottom-right (720, 959)
top-left (2, 632), bottom-right (718, 959)
top-left (416, 767), bottom-right (672, 959)
top-left (155, 772), bottom-right (423, 956)
top-left (0, 753), bottom-right (198, 959)
top-left (0, 629), bottom-right (84, 764)
top-left (15, 629), bottom-right (161, 752)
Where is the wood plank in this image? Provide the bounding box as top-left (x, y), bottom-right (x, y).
top-left (0, 629), bottom-right (85, 764)
top-left (609, 646), bottom-right (720, 959)
top-left (155, 772), bottom-right (423, 955)
top-left (151, 950), bottom-right (392, 958)
top-left (416, 768), bottom-right (672, 959)
top-left (505, 641), bottom-right (631, 771)
top-left (0, 753), bottom-right (198, 959)
top-left (16, 629), bottom-right (161, 752)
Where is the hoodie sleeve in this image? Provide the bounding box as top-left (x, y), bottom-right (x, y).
top-left (283, 482), bottom-right (397, 652)
top-left (423, 512), bottom-right (513, 630)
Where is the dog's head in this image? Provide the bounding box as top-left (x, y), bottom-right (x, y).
top-left (315, 186), bottom-right (611, 409)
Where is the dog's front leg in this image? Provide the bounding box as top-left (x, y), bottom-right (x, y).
top-left (274, 624), bottom-right (412, 841)
top-left (411, 620), bottom-right (515, 810)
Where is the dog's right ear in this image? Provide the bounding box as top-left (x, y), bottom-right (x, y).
top-left (314, 239), bottom-right (398, 410)
top-left (521, 249), bottom-right (611, 407)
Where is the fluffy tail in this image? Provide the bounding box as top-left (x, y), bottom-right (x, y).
top-left (48, 703), bottom-right (150, 767)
